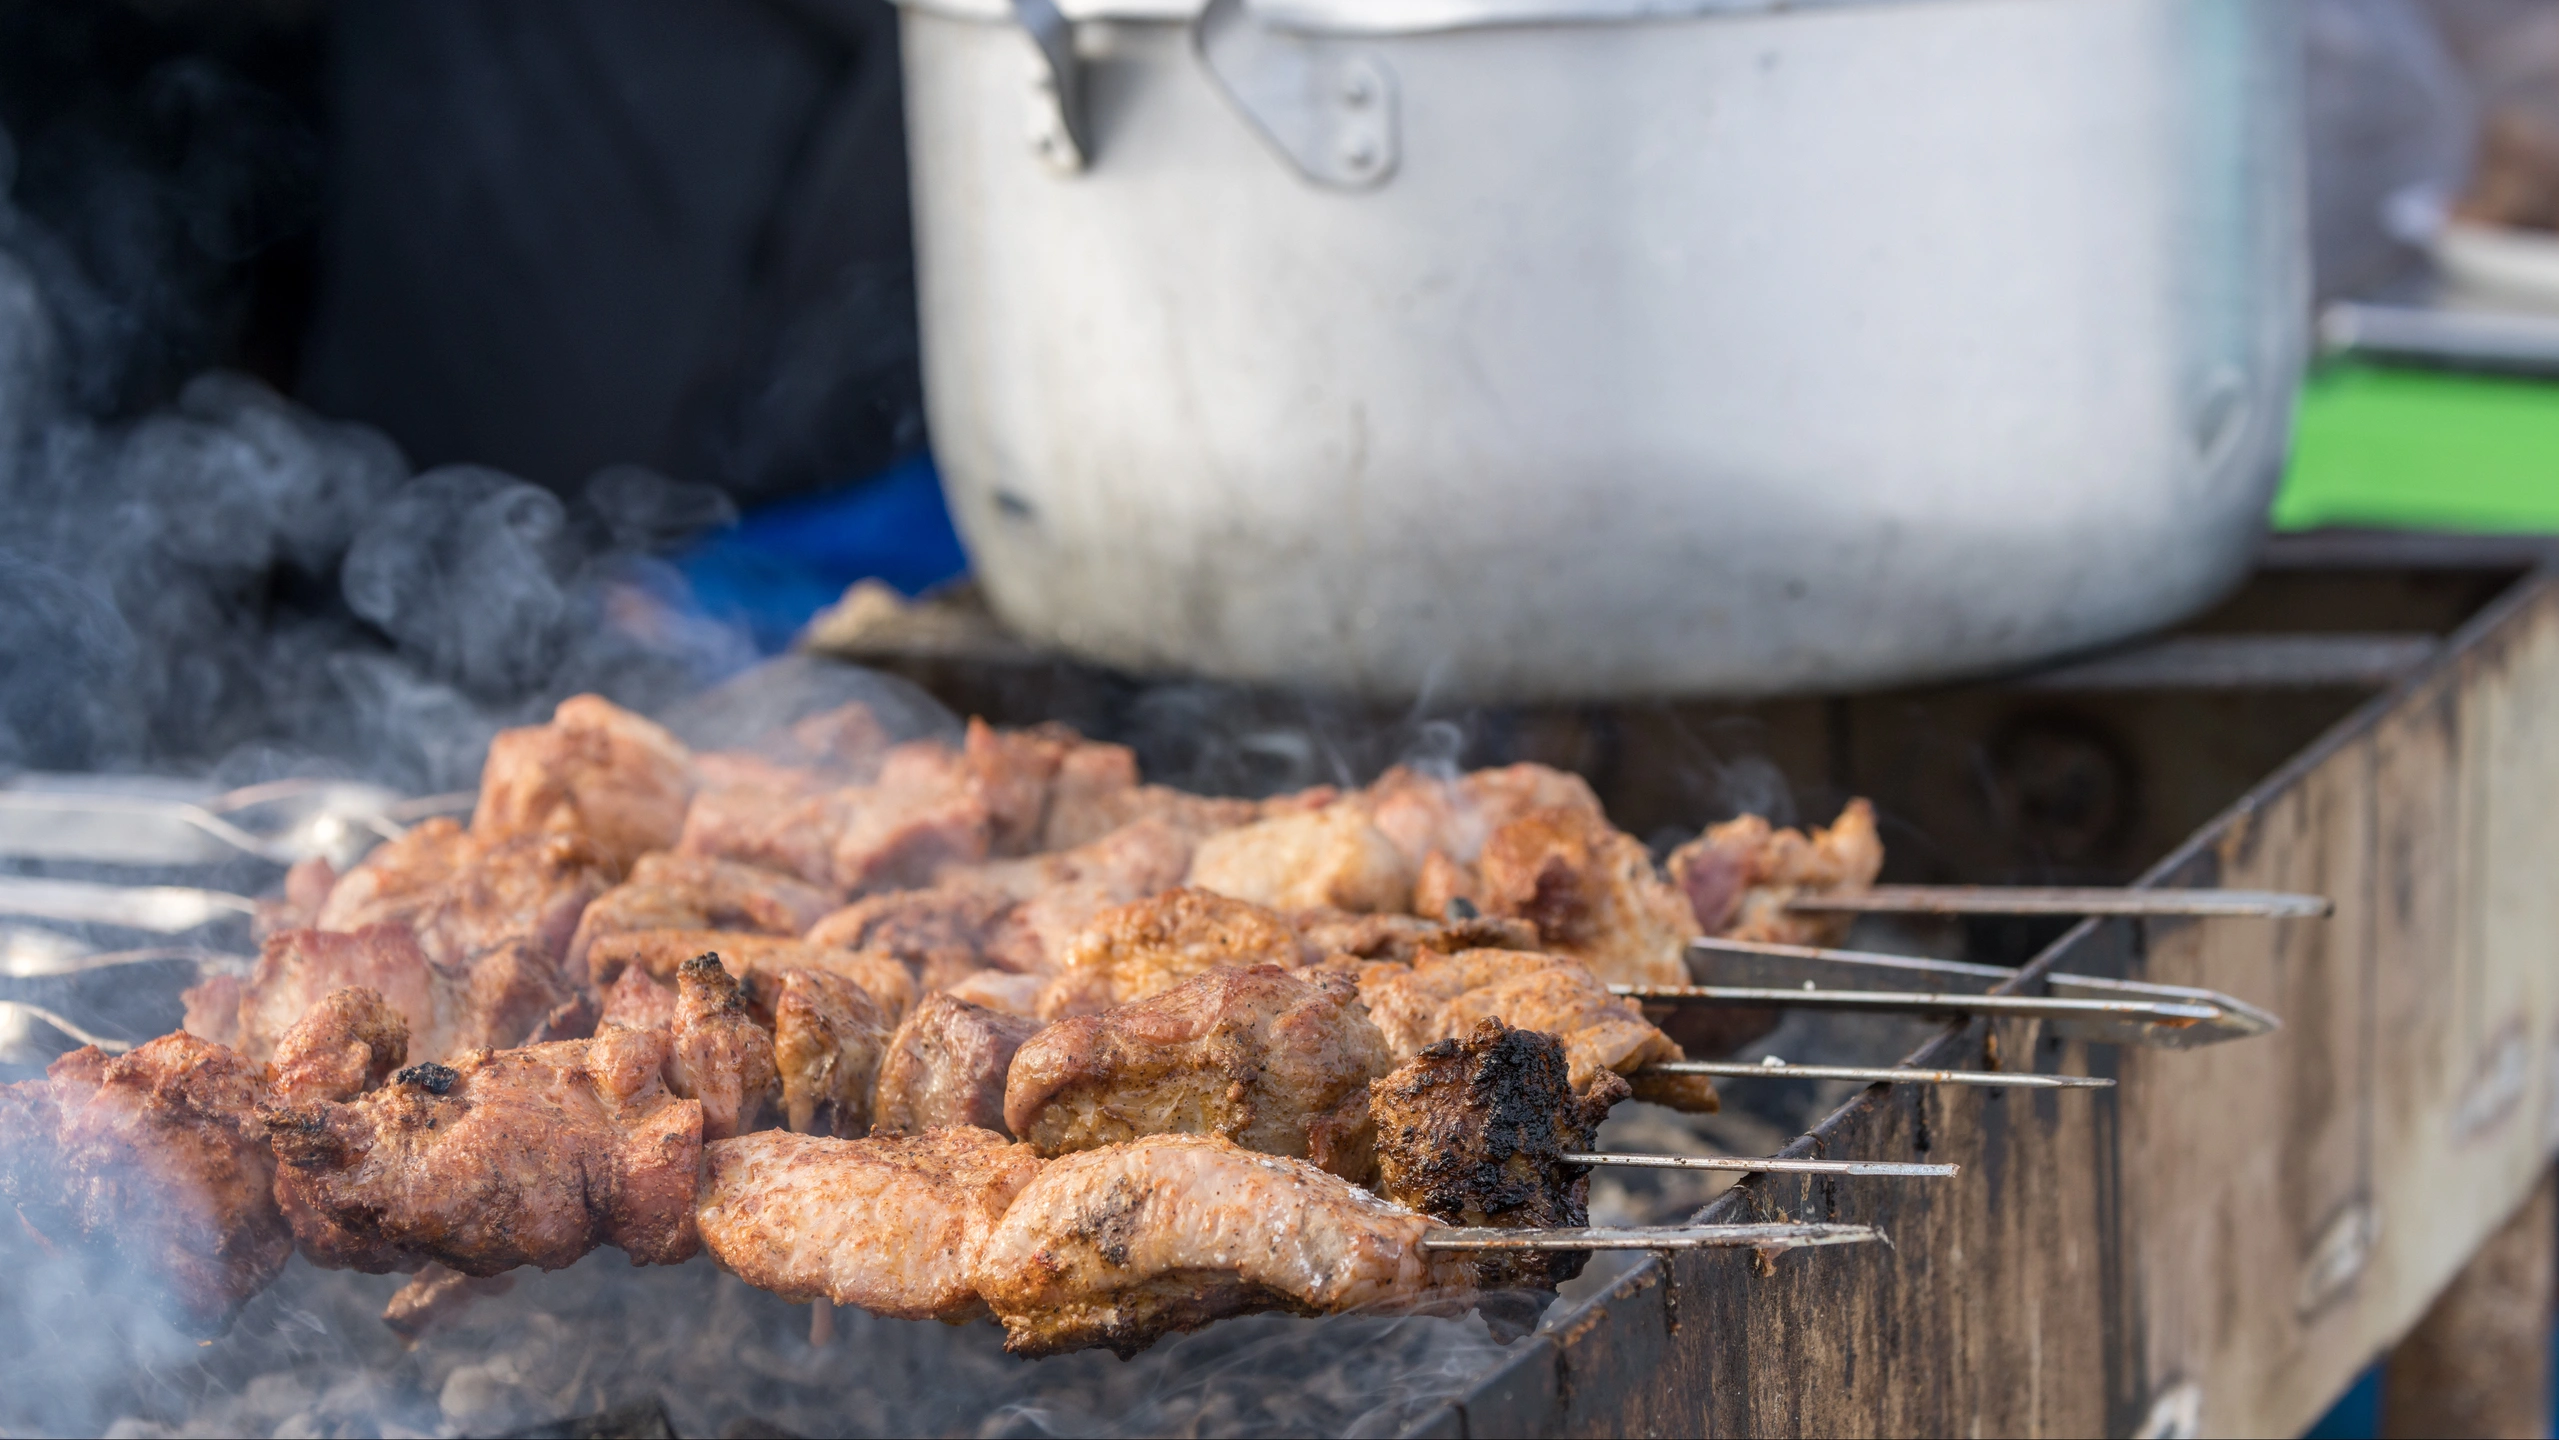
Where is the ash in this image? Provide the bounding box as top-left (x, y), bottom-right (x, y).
top-left (0, 1239), bottom-right (1542, 1439)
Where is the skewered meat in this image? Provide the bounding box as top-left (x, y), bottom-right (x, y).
top-left (944, 970), bottom-right (1045, 1017)
top-left (472, 694), bottom-right (698, 870)
top-left (1292, 908), bottom-right (1542, 965)
top-left (1435, 804), bottom-right (1696, 989)
top-left (1186, 805), bottom-right (1414, 915)
top-left (826, 720), bottom-right (1107, 894)
top-left (665, 954), bottom-right (779, 1142)
top-left (317, 824), bottom-right (616, 971)
top-left (194, 925), bottom-right (580, 1066)
top-left (599, 965), bottom-right (680, 1032)
top-left (1369, 1018), bottom-right (1625, 1290)
top-left (695, 1127), bottom-right (1043, 1322)
top-left (1034, 887), bottom-right (1310, 1020)
top-left (970, 1134), bottom-right (1464, 1358)
top-left (805, 885), bottom-right (1012, 991)
top-left (1667, 797), bottom-right (1883, 946)
top-left (312, 815), bottom-right (481, 935)
top-left (263, 1024), bottom-right (705, 1276)
top-left (2, 1034), bottom-right (292, 1335)
top-left (1356, 763), bottom-right (1605, 874)
top-left (677, 758), bottom-right (845, 888)
top-left (267, 986), bottom-right (410, 1108)
top-left (566, 852), bottom-right (838, 976)
top-left (254, 855), bottom-right (339, 940)
top-left (1348, 948), bottom-right (1716, 1112)
top-left (770, 969), bottom-right (893, 1136)
top-left (966, 815), bottom-right (1205, 973)
top-left (1005, 966), bottom-right (1390, 1179)
top-left (872, 994), bottom-right (1042, 1137)
top-left (584, 930), bottom-right (915, 1020)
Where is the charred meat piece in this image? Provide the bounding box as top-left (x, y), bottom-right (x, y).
top-left (770, 968), bottom-right (892, 1136)
top-left (1034, 887), bottom-right (1310, 1020)
top-left (1351, 948), bottom-right (1716, 1112)
top-left (971, 1134), bottom-right (1463, 1358)
top-left (872, 994), bottom-right (1042, 1137)
top-left (1186, 805), bottom-right (1413, 915)
top-left (666, 954), bottom-right (779, 1142)
top-left (1369, 1018), bottom-right (1626, 1290)
top-left (584, 930), bottom-right (914, 1020)
top-left (472, 693), bottom-right (698, 870)
top-left (4, 1035), bottom-right (292, 1336)
top-left (262, 1026), bottom-right (705, 1275)
top-left (805, 884), bottom-right (1012, 991)
top-left (1454, 804), bottom-right (1697, 989)
top-left (695, 1127), bottom-right (1043, 1322)
top-left (1006, 966), bottom-right (1389, 1180)
top-left (1666, 798), bottom-right (1883, 946)
top-left (566, 851), bottom-right (838, 976)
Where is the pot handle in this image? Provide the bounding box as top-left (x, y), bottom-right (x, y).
top-left (1193, 0), bottom-right (1398, 189)
top-left (1012, 0), bottom-right (1092, 172)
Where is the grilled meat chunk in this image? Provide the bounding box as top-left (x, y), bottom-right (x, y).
top-left (695, 1127), bottom-right (1042, 1322)
top-left (262, 1026), bottom-right (705, 1275)
top-left (599, 964), bottom-right (680, 1032)
top-left (805, 884), bottom-right (1012, 991)
top-left (770, 968), bottom-right (892, 1136)
top-left (1667, 798), bottom-right (1884, 946)
top-left (1186, 806), bottom-right (1413, 915)
top-left (963, 816), bottom-right (1205, 974)
top-left (1369, 1019), bottom-right (1626, 1290)
top-left (318, 825), bottom-right (615, 971)
top-left (472, 694), bottom-right (698, 870)
top-left (1006, 967), bottom-right (1389, 1179)
top-left (677, 757), bottom-right (845, 888)
top-left (312, 816), bottom-right (481, 935)
top-left (1350, 948), bottom-right (1715, 1112)
top-left (4, 1035), bottom-right (292, 1335)
top-left (872, 994), bottom-right (1042, 1137)
top-left (971, 1134), bottom-right (1462, 1358)
top-left (666, 954), bottom-right (779, 1142)
top-left (1453, 804), bottom-right (1696, 989)
top-left (1356, 763), bottom-right (1605, 874)
top-left (1292, 908), bottom-right (1543, 964)
top-left (584, 930), bottom-right (915, 1020)
top-left (197, 925), bottom-right (581, 1066)
top-left (566, 852), bottom-right (837, 975)
top-left (268, 987), bottom-right (410, 1108)
top-left (1035, 887), bottom-right (1310, 1020)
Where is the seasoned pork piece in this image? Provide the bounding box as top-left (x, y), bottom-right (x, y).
top-left (566, 851), bottom-right (838, 975)
top-left (1034, 887), bottom-right (1310, 1020)
top-left (263, 1026), bottom-right (705, 1276)
top-left (198, 925), bottom-right (581, 1067)
top-left (695, 1127), bottom-right (1043, 1322)
top-left (1370, 1018), bottom-right (1626, 1290)
top-left (267, 987), bottom-right (410, 1108)
top-left (1355, 763), bottom-right (1605, 873)
top-left (1006, 967), bottom-right (1388, 1178)
top-left (828, 720), bottom-right (1075, 894)
top-left (599, 964), bottom-right (681, 1032)
top-left (771, 969), bottom-right (892, 1136)
top-left (254, 855), bottom-right (339, 941)
top-left (971, 1134), bottom-right (1464, 1358)
top-left (1462, 804), bottom-right (1696, 989)
top-left (872, 994), bottom-right (1043, 1137)
top-left (3, 1034), bottom-right (292, 1335)
top-left (665, 954), bottom-right (779, 1142)
top-left (1666, 798), bottom-right (1884, 946)
top-left (805, 884), bottom-right (1012, 991)
top-left (318, 823), bottom-right (616, 971)
top-left (1034, 741), bottom-right (1146, 849)
top-left (943, 970), bottom-right (1045, 1018)
top-left (472, 693), bottom-right (697, 870)
top-left (313, 816), bottom-right (481, 934)
top-left (1186, 806), bottom-right (1413, 915)
top-left (966, 816), bottom-right (1204, 974)
top-left (1352, 948), bottom-right (1716, 1112)
top-left (1292, 908), bottom-right (1542, 965)
top-left (583, 930), bottom-right (915, 1020)
top-left (676, 762), bottom-right (845, 889)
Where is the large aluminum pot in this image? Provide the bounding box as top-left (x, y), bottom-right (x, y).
top-left (899, 0), bottom-right (2306, 700)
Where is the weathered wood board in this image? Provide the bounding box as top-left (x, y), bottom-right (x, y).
top-left (1421, 569), bottom-right (2559, 1438)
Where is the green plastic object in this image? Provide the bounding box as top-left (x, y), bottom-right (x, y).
top-left (2274, 363), bottom-right (2559, 533)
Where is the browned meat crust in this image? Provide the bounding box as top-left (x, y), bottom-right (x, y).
top-left (1005, 966), bottom-right (1389, 1179)
top-left (583, 929), bottom-right (914, 1021)
top-left (1355, 763), bottom-right (1605, 873)
top-left (1666, 797), bottom-right (1883, 945)
top-left (695, 1127), bottom-right (1042, 1322)
top-left (268, 987), bottom-right (410, 1109)
top-left (1460, 805), bottom-right (1697, 988)
top-left (805, 884), bottom-right (1012, 991)
top-left (1349, 948), bottom-right (1716, 1112)
top-left (665, 954), bottom-right (779, 1142)
top-left (770, 968), bottom-right (892, 1137)
top-left (4, 1035), bottom-right (292, 1335)
top-left (1185, 806), bottom-right (1413, 915)
top-left (1034, 886), bottom-right (1311, 1020)
top-left (970, 1134), bottom-right (1461, 1358)
top-left (198, 923), bottom-right (581, 1067)
top-left (316, 824), bottom-right (615, 972)
top-left (262, 1026), bottom-right (705, 1276)
top-left (1291, 908), bottom-right (1542, 964)
top-left (472, 694), bottom-right (697, 870)
top-left (871, 994), bottom-right (1042, 1137)
top-left (1369, 1018), bottom-right (1626, 1290)
top-left (565, 851), bottom-right (838, 975)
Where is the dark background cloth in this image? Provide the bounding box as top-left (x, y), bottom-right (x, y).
top-left (297, 0), bottom-right (923, 504)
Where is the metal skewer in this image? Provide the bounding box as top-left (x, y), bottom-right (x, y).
top-left (1564, 1152), bottom-right (1952, 1177)
top-left (1784, 885), bottom-right (2330, 919)
top-left (0, 999), bottom-right (136, 1064)
top-left (1682, 935), bottom-right (2281, 1049)
top-left (1422, 1222), bottom-right (1884, 1252)
top-left (1639, 1059), bottom-right (2112, 1090)
top-left (0, 876), bottom-right (256, 934)
top-left (1615, 984), bottom-right (2220, 1027)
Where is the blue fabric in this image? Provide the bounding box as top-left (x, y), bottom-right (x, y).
top-left (2302, 1364), bottom-right (2381, 1439)
top-left (673, 450), bottom-right (969, 653)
